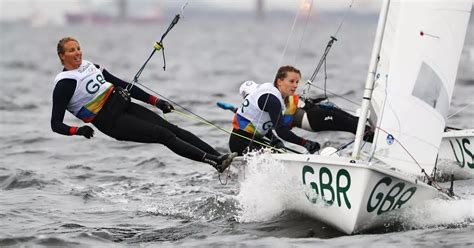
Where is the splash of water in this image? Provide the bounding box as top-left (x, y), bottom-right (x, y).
top-left (234, 150), bottom-right (307, 223)
top-left (395, 196), bottom-right (474, 230)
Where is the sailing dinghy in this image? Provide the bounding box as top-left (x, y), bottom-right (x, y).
top-left (437, 129), bottom-right (474, 179)
top-left (233, 0), bottom-right (472, 234)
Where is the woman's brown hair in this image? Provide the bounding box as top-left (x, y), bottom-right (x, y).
top-left (273, 65), bottom-right (301, 87)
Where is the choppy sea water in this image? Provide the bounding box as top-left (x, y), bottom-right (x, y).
top-left (1, 8), bottom-right (473, 248)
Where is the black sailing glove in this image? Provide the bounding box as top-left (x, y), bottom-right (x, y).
top-left (76, 126), bottom-right (94, 139)
top-left (304, 140), bottom-right (320, 154)
top-left (270, 137), bottom-right (285, 149)
top-left (155, 99), bottom-right (174, 114)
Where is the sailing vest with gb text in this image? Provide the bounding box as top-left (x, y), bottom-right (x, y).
top-left (54, 60), bottom-right (114, 122)
top-left (233, 83), bottom-right (285, 136)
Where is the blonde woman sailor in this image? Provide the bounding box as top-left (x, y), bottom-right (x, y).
top-left (51, 37), bottom-right (237, 172)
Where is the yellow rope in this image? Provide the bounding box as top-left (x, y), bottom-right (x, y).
top-left (170, 109), bottom-right (285, 153)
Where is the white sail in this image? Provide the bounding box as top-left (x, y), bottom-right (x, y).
top-left (369, 0), bottom-right (472, 176)
top-left (233, 0), bottom-right (472, 234)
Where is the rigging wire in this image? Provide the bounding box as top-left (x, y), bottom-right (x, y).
top-left (359, 71), bottom-right (452, 195)
top-left (353, 55), bottom-right (454, 196)
top-left (309, 0), bottom-right (354, 82)
top-left (173, 108), bottom-right (300, 154)
top-left (252, 0), bottom-right (352, 153)
top-left (250, 0), bottom-right (355, 153)
top-left (323, 57), bottom-right (328, 99)
top-left (447, 100), bottom-right (474, 119)
top-left (306, 35), bottom-right (338, 85)
top-left (334, 0), bottom-right (354, 37)
top-left (365, 69), bottom-right (454, 196)
top-left (126, 0), bottom-right (189, 92)
top-left (327, 71), bottom-right (454, 196)
top-left (302, 83), bottom-right (360, 106)
top-left (277, 0), bottom-right (305, 68)
top-left (251, 0), bottom-right (307, 154)
top-left (134, 82), bottom-right (300, 154)
top-left (302, 0), bottom-right (355, 102)
top-left (374, 127), bottom-right (450, 195)
top-left (293, 0), bottom-right (314, 65)
top-left (326, 125), bottom-right (454, 196)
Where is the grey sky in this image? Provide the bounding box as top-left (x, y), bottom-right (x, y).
top-left (0, 0), bottom-right (380, 23)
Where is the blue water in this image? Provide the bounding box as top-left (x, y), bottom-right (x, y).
top-left (1, 7), bottom-right (473, 247)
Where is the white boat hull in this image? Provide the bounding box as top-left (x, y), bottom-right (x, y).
top-left (438, 129), bottom-right (474, 179)
top-left (234, 153), bottom-right (447, 234)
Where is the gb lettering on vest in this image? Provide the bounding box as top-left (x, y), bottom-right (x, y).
top-left (262, 121), bottom-right (273, 131)
top-left (85, 74), bottom-right (107, 94)
top-left (240, 99), bottom-right (250, 114)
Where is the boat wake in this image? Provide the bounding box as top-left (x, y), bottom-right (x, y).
top-left (235, 150), bottom-right (308, 223)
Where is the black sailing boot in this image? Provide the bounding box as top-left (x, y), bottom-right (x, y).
top-left (202, 152), bottom-right (238, 173)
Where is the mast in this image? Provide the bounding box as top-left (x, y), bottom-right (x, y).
top-left (118, 0), bottom-right (127, 22)
top-left (351, 0), bottom-right (391, 159)
top-left (256, 0), bottom-right (265, 20)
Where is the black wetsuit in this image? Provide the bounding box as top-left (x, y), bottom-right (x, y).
top-left (229, 94), bottom-right (306, 155)
top-left (299, 99), bottom-right (373, 141)
top-left (51, 65), bottom-right (220, 162)
top-left (302, 103), bottom-right (359, 133)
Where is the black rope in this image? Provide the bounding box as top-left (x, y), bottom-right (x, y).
top-left (126, 13), bottom-right (183, 92)
top-left (329, 127), bottom-right (376, 156)
top-left (157, 13), bottom-right (181, 71)
top-left (303, 1), bottom-right (354, 103)
top-left (323, 55), bottom-right (328, 100)
top-left (309, 36), bottom-right (337, 83)
top-left (160, 14), bottom-right (180, 41)
top-left (302, 83), bottom-right (360, 107)
top-left (161, 46), bottom-right (166, 71)
top-left (308, 0), bottom-right (354, 82)
top-left (127, 49), bottom-right (158, 91)
top-left (135, 81), bottom-right (302, 155)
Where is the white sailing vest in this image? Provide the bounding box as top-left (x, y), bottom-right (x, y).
top-left (54, 60), bottom-right (114, 122)
top-left (237, 82), bottom-right (285, 135)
